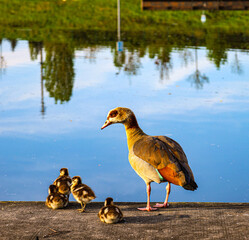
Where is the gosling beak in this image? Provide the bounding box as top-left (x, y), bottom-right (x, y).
top-left (101, 120), bottom-right (112, 130)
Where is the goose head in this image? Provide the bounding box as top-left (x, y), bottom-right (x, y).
top-left (101, 107), bottom-right (137, 129)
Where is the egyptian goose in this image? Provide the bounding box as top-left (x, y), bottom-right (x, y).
top-left (98, 197), bottom-right (123, 224)
top-left (53, 168), bottom-right (72, 197)
top-left (101, 107), bottom-right (198, 211)
top-left (70, 176), bottom-right (96, 212)
top-left (45, 185), bottom-right (69, 209)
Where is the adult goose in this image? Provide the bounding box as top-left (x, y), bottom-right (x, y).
top-left (101, 107), bottom-right (198, 211)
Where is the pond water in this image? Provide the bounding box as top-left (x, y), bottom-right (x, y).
top-left (0, 34), bottom-right (248, 203)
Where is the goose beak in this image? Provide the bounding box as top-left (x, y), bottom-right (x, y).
top-left (101, 120), bottom-right (112, 130)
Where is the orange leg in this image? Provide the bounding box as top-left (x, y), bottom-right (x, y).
top-left (154, 182), bottom-right (171, 208)
top-left (138, 183), bottom-right (157, 211)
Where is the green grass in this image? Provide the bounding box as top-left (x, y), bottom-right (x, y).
top-left (1, 0), bottom-right (249, 33)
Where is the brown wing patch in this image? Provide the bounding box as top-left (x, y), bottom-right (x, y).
top-left (133, 135), bottom-right (197, 187)
top-left (157, 136), bottom-right (187, 163)
top-left (157, 136), bottom-right (195, 181)
top-left (158, 164), bottom-right (186, 186)
top-left (133, 136), bottom-right (181, 170)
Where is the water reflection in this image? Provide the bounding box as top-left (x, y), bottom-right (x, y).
top-left (0, 34), bottom-right (248, 203)
top-left (0, 39), bottom-right (7, 77)
top-left (1, 32), bottom-right (247, 104)
top-left (206, 33), bottom-right (228, 69)
top-left (29, 42), bottom-right (46, 115)
top-left (155, 46), bottom-right (173, 81)
top-left (7, 39), bottom-right (18, 52)
top-left (0, 34), bottom-right (248, 106)
top-left (187, 47), bottom-right (209, 89)
top-left (231, 50), bottom-right (243, 75)
top-left (44, 42), bottom-right (75, 104)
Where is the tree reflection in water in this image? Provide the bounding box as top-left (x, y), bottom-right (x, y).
top-left (43, 43), bottom-right (75, 104)
top-left (154, 46), bottom-right (173, 81)
top-left (7, 39), bottom-right (18, 52)
top-left (231, 51), bottom-right (243, 75)
top-left (1, 30), bottom-right (247, 107)
top-left (123, 51), bottom-right (141, 76)
top-left (206, 33), bottom-right (228, 69)
top-left (83, 47), bottom-right (97, 63)
top-left (0, 39), bottom-right (7, 78)
top-left (29, 42), bottom-right (46, 116)
top-left (114, 49), bottom-right (141, 76)
top-left (187, 47), bottom-right (209, 90)
top-left (114, 50), bottom-right (125, 71)
top-left (179, 49), bottom-right (194, 68)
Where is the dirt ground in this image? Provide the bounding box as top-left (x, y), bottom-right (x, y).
top-left (0, 202), bottom-right (248, 240)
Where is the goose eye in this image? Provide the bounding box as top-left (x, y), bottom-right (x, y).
top-left (110, 110), bottom-right (118, 118)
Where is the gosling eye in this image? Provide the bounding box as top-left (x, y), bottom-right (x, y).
top-left (109, 110), bottom-right (118, 118)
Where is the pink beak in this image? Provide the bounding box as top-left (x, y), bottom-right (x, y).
top-left (101, 120), bottom-right (112, 130)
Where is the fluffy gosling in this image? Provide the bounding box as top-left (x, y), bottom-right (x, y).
top-left (98, 197), bottom-right (123, 224)
top-left (70, 176), bottom-right (96, 212)
top-left (53, 168), bottom-right (72, 197)
top-left (45, 185), bottom-right (69, 209)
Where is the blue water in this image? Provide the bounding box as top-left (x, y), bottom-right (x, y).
top-left (0, 40), bottom-right (248, 202)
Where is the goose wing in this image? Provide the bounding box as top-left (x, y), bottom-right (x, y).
top-left (133, 136), bottom-right (197, 189)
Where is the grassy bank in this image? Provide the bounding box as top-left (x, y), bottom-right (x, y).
top-left (1, 0), bottom-right (249, 34)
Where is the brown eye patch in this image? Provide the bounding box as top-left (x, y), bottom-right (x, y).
top-left (109, 110), bottom-right (118, 118)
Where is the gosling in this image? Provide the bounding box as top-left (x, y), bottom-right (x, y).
top-left (53, 167), bottom-right (72, 197)
top-left (70, 176), bottom-right (96, 212)
top-left (98, 197), bottom-right (123, 224)
top-left (45, 185), bottom-right (69, 209)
